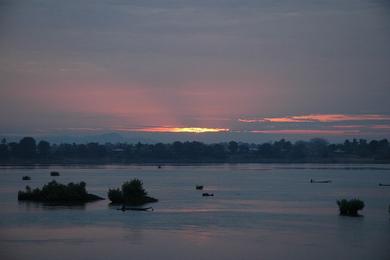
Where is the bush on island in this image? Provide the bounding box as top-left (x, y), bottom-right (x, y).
top-left (108, 178), bottom-right (158, 205)
top-left (18, 180), bottom-right (103, 203)
top-left (337, 198), bottom-right (365, 216)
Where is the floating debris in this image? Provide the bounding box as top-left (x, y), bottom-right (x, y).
top-left (310, 179), bottom-right (331, 183)
top-left (50, 171), bottom-right (60, 176)
top-left (117, 205), bottom-right (154, 212)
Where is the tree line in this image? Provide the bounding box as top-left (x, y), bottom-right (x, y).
top-left (0, 137), bottom-right (390, 163)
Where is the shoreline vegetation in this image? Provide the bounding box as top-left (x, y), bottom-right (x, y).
top-left (1, 137), bottom-right (390, 164)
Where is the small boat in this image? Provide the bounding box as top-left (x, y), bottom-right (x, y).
top-left (22, 176), bottom-right (31, 181)
top-left (310, 179), bottom-right (331, 183)
top-left (196, 185), bottom-right (204, 190)
top-left (157, 165), bottom-right (162, 169)
top-left (202, 193), bottom-right (214, 197)
top-left (379, 183), bottom-right (390, 187)
top-left (50, 171), bottom-right (60, 176)
top-left (117, 206), bottom-right (154, 212)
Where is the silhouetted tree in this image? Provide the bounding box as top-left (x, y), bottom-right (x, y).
top-left (0, 138), bottom-right (8, 159)
top-left (238, 143), bottom-right (249, 154)
top-left (18, 137), bottom-right (36, 158)
top-left (4, 136), bottom-right (390, 163)
top-left (122, 179), bottom-right (147, 199)
top-left (308, 138), bottom-right (329, 158)
top-left (228, 141), bottom-right (238, 154)
top-left (37, 140), bottom-right (50, 158)
top-left (290, 141), bottom-right (307, 159)
top-left (108, 179), bottom-right (157, 205)
top-left (257, 143), bottom-right (273, 158)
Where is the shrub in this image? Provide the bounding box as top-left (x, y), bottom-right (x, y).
top-left (337, 198), bottom-right (365, 216)
top-left (108, 188), bottom-right (122, 203)
top-left (108, 178), bottom-right (157, 205)
top-left (122, 179), bottom-right (147, 198)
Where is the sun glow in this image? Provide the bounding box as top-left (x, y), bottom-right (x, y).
top-left (115, 127), bottom-right (230, 133)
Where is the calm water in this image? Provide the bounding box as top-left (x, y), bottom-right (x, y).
top-left (0, 164), bottom-right (390, 260)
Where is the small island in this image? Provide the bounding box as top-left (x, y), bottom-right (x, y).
top-left (337, 198), bottom-right (365, 216)
top-left (18, 180), bottom-right (104, 203)
top-left (108, 178), bottom-right (158, 205)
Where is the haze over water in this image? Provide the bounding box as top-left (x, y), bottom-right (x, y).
top-left (1, 164), bottom-right (390, 260)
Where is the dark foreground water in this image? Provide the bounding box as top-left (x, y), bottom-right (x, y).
top-left (0, 164), bottom-right (389, 260)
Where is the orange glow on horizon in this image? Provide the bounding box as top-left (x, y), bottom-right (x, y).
top-left (115, 127), bottom-right (230, 133)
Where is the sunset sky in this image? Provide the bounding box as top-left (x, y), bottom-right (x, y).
top-left (1, 0), bottom-right (390, 142)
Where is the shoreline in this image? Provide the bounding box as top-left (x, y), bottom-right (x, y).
top-left (1, 160), bottom-right (390, 167)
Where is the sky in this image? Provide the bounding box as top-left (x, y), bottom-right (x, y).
top-left (1, 0), bottom-right (390, 143)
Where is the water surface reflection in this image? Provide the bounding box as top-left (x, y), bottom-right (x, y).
top-left (1, 164), bottom-right (390, 259)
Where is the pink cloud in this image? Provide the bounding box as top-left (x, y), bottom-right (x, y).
top-left (331, 125), bottom-right (365, 129)
top-left (371, 125), bottom-right (390, 130)
top-left (238, 118), bottom-right (266, 123)
top-left (239, 114), bottom-right (390, 123)
top-left (250, 129), bottom-right (360, 135)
